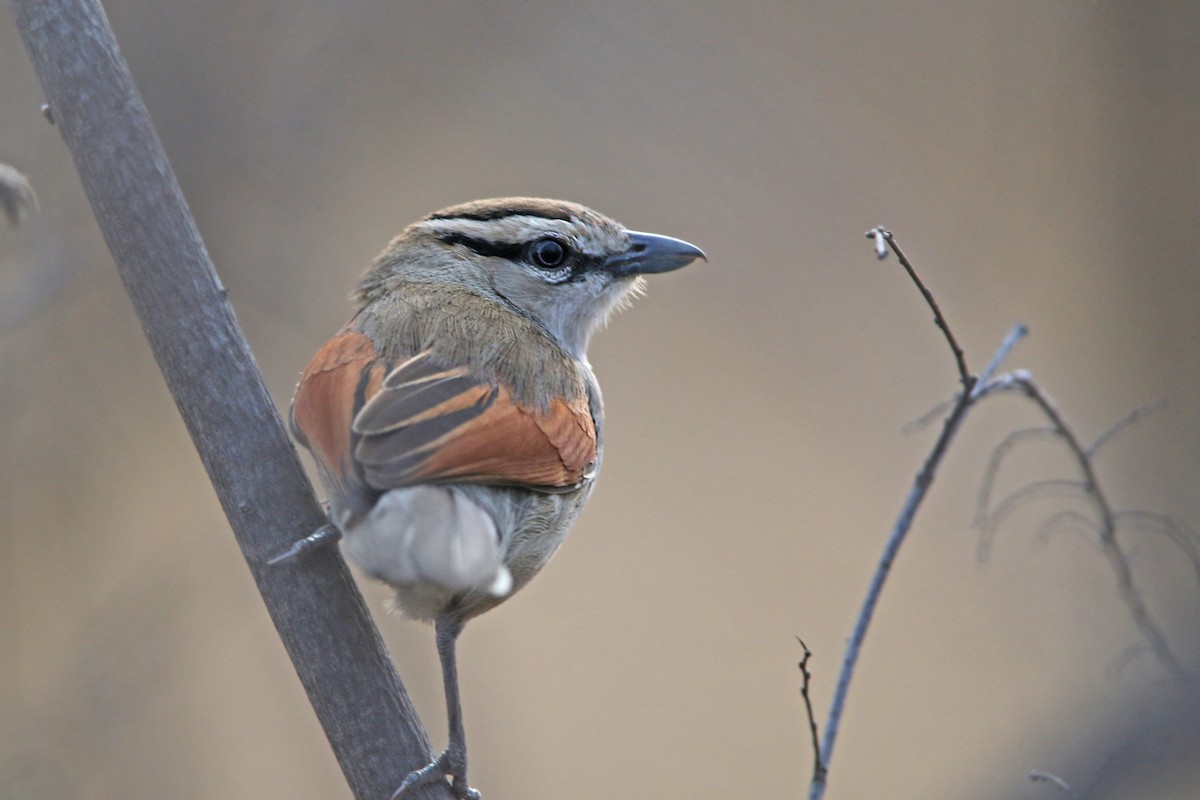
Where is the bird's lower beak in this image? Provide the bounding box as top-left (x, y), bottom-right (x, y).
top-left (605, 231), bottom-right (707, 277)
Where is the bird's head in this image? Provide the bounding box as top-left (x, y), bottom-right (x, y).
top-left (357, 197), bottom-right (705, 357)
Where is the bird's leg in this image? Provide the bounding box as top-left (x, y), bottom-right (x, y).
top-left (437, 615), bottom-right (475, 799)
top-left (267, 522), bottom-right (341, 565)
top-left (392, 614), bottom-right (480, 800)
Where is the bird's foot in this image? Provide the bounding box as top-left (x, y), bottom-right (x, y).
top-left (391, 748), bottom-right (480, 800)
top-left (266, 522), bottom-right (341, 565)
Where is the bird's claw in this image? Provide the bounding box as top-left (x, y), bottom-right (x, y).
top-left (266, 522), bottom-right (341, 565)
top-left (391, 749), bottom-right (479, 800)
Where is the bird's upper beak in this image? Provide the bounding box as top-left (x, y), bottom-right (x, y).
top-left (605, 231), bottom-right (707, 277)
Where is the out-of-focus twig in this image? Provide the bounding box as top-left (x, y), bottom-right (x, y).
top-left (972, 323), bottom-right (1028, 394)
top-left (0, 162), bottom-right (38, 227)
top-left (1114, 511), bottom-right (1200, 586)
top-left (903, 323), bottom-right (1027, 434)
top-left (1029, 770), bottom-right (1081, 800)
top-left (1087, 399), bottom-right (1166, 458)
top-left (977, 478), bottom-right (1090, 560)
top-left (974, 428), bottom-right (1056, 527)
top-left (1034, 509), bottom-right (1102, 549)
top-left (978, 373), bottom-right (1187, 680)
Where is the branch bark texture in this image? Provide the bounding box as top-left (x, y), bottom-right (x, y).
top-left (7, 1), bottom-right (446, 797)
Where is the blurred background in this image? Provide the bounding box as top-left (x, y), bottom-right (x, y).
top-left (2, 2), bottom-right (1198, 798)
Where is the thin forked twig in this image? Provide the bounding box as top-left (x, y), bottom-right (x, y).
top-left (795, 638), bottom-right (826, 785)
top-left (902, 317), bottom-right (1027, 435)
top-left (811, 229), bottom-right (1185, 800)
top-left (979, 373), bottom-right (1187, 680)
top-left (977, 478), bottom-right (1092, 559)
top-left (903, 397), bottom-right (956, 434)
top-left (807, 230), bottom-right (1026, 800)
top-left (1114, 511), bottom-right (1200, 586)
top-left (809, 374), bottom-right (978, 800)
top-left (975, 427), bottom-right (1057, 526)
top-left (867, 227), bottom-right (973, 390)
top-left (1087, 399), bottom-right (1166, 457)
top-left (972, 323), bottom-right (1029, 396)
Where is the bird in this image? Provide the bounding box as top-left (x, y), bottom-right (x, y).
top-left (285, 197), bottom-right (703, 799)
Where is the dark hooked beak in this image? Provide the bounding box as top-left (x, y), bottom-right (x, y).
top-left (605, 231), bottom-right (707, 277)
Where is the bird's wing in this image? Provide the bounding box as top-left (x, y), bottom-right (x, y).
top-left (290, 331), bottom-right (596, 505)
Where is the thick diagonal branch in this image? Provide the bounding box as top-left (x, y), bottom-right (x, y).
top-left (7, 1), bottom-right (447, 797)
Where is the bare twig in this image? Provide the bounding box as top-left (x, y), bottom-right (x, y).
top-left (972, 323), bottom-right (1028, 396)
top-left (977, 479), bottom-right (1091, 559)
top-left (1087, 399), bottom-right (1166, 457)
top-left (902, 397), bottom-right (956, 433)
top-left (810, 383), bottom-right (978, 800)
top-left (814, 230), bottom-right (1185, 800)
top-left (867, 227), bottom-right (973, 389)
top-left (7, 1), bottom-right (446, 797)
top-left (1029, 770), bottom-right (1081, 800)
top-left (980, 374), bottom-right (1186, 680)
top-left (1034, 509), bottom-right (1102, 549)
top-left (795, 638), bottom-right (826, 786)
top-left (974, 427), bottom-right (1057, 526)
top-left (903, 323), bottom-right (1026, 435)
top-left (1114, 511), bottom-right (1200, 586)
top-left (808, 232), bottom-right (1025, 800)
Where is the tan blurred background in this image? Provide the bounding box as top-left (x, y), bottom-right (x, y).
top-left (2, 2), bottom-right (1199, 798)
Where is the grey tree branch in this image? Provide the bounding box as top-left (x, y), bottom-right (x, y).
top-left (6, 1), bottom-right (449, 797)
top-left (807, 228), bottom-right (1027, 800)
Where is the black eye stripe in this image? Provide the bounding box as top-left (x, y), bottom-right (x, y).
top-left (440, 232), bottom-right (574, 271)
top-left (438, 232), bottom-right (610, 282)
top-left (437, 233), bottom-right (525, 260)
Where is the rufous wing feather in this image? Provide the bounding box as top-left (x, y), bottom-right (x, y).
top-left (290, 332), bottom-right (388, 510)
top-left (291, 332), bottom-right (597, 505)
top-left (354, 350), bottom-right (596, 489)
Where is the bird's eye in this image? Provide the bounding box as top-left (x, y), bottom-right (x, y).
top-left (530, 238), bottom-right (568, 269)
